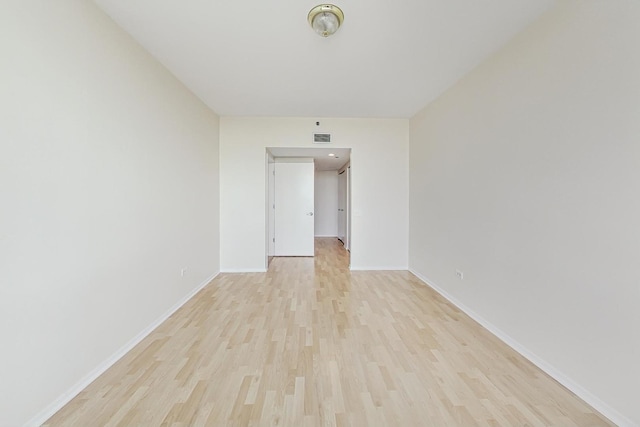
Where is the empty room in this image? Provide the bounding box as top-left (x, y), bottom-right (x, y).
top-left (1, 0), bottom-right (638, 426)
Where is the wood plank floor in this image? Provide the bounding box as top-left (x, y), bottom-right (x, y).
top-left (45, 238), bottom-right (613, 426)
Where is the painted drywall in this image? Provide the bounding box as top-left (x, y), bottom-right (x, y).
top-left (409, 1), bottom-right (640, 425)
top-left (314, 171), bottom-right (339, 237)
top-left (0, 1), bottom-right (220, 425)
top-left (220, 118), bottom-right (409, 271)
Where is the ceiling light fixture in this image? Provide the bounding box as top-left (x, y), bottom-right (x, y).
top-left (308, 4), bottom-right (344, 37)
top-left (328, 153), bottom-right (335, 157)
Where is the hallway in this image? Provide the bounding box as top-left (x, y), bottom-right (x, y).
top-left (45, 238), bottom-right (611, 426)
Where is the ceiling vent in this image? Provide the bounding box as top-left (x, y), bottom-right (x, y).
top-left (313, 133), bottom-right (331, 144)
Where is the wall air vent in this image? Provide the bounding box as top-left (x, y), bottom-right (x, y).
top-left (313, 133), bottom-right (331, 144)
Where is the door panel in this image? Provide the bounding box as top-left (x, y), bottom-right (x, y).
top-left (337, 170), bottom-right (346, 244)
top-left (275, 162), bottom-right (314, 256)
top-left (345, 166), bottom-right (350, 251)
top-left (268, 161), bottom-right (275, 256)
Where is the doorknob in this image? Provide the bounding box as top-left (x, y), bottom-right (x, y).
top-left (307, 212), bottom-right (314, 216)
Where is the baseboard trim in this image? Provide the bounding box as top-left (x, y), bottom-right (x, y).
top-left (314, 235), bottom-right (338, 238)
top-left (25, 271), bottom-right (220, 427)
top-left (350, 266), bottom-right (408, 271)
top-left (220, 268), bottom-right (267, 273)
top-left (408, 269), bottom-right (635, 427)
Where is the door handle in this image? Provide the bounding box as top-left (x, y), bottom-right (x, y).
top-left (307, 212), bottom-right (314, 216)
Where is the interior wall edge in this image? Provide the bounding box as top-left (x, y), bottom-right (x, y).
top-left (408, 268), bottom-right (635, 427)
top-left (24, 271), bottom-right (220, 427)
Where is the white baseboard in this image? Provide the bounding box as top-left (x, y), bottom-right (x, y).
top-left (408, 269), bottom-right (635, 427)
top-left (220, 268), bottom-right (267, 273)
top-left (314, 235), bottom-right (338, 237)
top-left (25, 271), bottom-right (219, 427)
top-left (350, 265), bottom-right (408, 271)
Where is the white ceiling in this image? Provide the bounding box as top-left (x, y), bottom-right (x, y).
top-left (93, 0), bottom-right (555, 118)
top-left (268, 147), bottom-right (351, 171)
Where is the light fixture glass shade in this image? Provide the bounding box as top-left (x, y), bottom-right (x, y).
top-left (312, 12), bottom-right (339, 37)
top-left (308, 5), bottom-right (344, 37)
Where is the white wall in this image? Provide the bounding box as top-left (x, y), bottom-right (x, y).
top-left (220, 118), bottom-right (409, 271)
top-left (0, 1), bottom-right (220, 426)
top-left (409, 2), bottom-right (640, 426)
top-left (314, 170), bottom-right (339, 237)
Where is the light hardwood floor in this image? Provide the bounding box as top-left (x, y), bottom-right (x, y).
top-left (45, 238), bottom-right (613, 426)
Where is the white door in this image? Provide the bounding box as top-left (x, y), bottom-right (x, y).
top-left (268, 161), bottom-right (275, 256)
top-left (275, 162), bottom-right (315, 256)
top-left (345, 166), bottom-right (351, 251)
top-left (337, 169), bottom-right (346, 244)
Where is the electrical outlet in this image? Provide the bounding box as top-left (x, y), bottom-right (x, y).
top-left (455, 270), bottom-right (464, 280)
top-left (181, 268), bottom-right (187, 277)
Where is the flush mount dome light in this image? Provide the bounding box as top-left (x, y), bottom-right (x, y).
top-left (308, 4), bottom-right (344, 37)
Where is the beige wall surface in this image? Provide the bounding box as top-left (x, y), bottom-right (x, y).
top-left (409, 2), bottom-right (640, 425)
top-left (0, 1), bottom-right (220, 425)
top-left (220, 117), bottom-right (409, 271)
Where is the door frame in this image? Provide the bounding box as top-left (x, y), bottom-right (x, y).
top-left (265, 147), bottom-right (352, 270)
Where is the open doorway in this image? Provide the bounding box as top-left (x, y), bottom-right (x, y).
top-left (265, 147), bottom-right (351, 269)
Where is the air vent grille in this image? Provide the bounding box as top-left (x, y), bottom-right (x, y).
top-left (313, 133), bottom-right (331, 144)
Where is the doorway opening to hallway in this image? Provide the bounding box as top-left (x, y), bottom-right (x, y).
top-left (265, 147), bottom-right (351, 269)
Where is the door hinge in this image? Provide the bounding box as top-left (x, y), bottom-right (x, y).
top-left (272, 238), bottom-right (275, 242)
